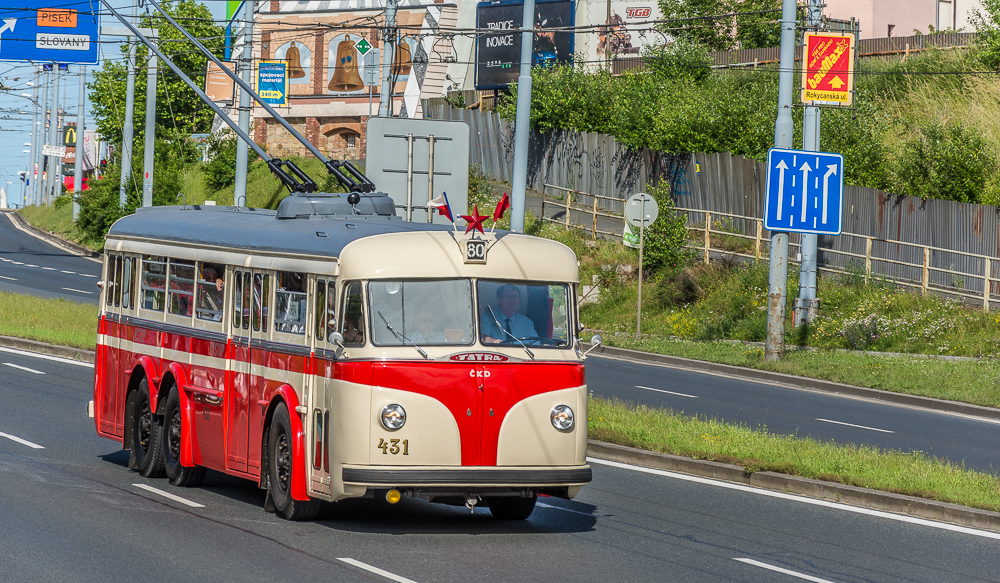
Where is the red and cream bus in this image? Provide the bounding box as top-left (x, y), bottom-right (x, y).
top-left (90, 193), bottom-right (591, 520)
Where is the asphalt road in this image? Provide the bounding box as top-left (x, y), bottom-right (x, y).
top-left (0, 213), bottom-right (102, 303)
top-left (586, 353), bottom-right (1000, 474)
top-left (1, 346), bottom-right (998, 583)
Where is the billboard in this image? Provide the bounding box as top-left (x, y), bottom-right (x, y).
top-left (801, 31), bottom-right (855, 106)
top-left (475, 0), bottom-right (575, 90)
top-left (257, 60), bottom-right (288, 105)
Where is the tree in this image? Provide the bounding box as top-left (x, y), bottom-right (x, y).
top-left (657, 0), bottom-right (783, 52)
top-left (971, 0), bottom-right (1000, 69)
top-left (89, 0), bottom-right (224, 150)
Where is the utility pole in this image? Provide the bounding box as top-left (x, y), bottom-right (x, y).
top-left (142, 39), bottom-right (158, 207)
top-left (765, 0), bottom-right (798, 361)
top-left (508, 0), bottom-right (536, 233)
top-left (27, 67), bottom-right (39, 206)
top-left (120, 4), bottom-right (138, 207)
top-left (234, 0), bottom-right (254, 208)
top-left (33, 66), bottom-right (49, 208)
top-left (379, 0), bottom-right (397, 117)
top-left (74, 67), bottom-right (86, 220)
top-left (796, 0), bottom-right (824, 328)
top-left (45, 66), bottom-right (60, 206)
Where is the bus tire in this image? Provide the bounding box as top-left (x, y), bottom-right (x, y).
top-left (487, 495), bottom-right (537, 520)
top-left (162, 388), bottom-right (206, 487)
top-left (267, 403), bottom-right (320, 521)
top-left (133, 378), bottom-right (165, 478)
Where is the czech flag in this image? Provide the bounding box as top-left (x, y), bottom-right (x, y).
top-left (493, 192), bottom-right (510, 222)
top-left (428, 193), bottom-right (453, 222)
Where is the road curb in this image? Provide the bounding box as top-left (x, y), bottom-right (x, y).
top-left (586, 343), bottom-right (1000, 421)
top-left (587, 440), bottom-right (1000, 533)
top-left (0, 209), bottom-right (101, 259)
top-left (0, 334), bottom-right (95, 363)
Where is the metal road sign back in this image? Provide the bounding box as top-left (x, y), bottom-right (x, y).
top-left (764, 148), bottom-right (845, 236)
top-left (0, 0), bottom-right (99, 64)
top-left (801, 31), bottom-right (856, 106)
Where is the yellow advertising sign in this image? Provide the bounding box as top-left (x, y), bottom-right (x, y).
top-left (801, 32), bottom-right (856, 106)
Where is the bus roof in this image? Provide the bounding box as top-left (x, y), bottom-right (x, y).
top-left (106, 204), bottom-right (456, 259)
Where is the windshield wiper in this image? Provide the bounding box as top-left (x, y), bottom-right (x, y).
top-left (486, 306), bottom-right (535, 360)
top-left (378, 311), bottom-right (428, 359)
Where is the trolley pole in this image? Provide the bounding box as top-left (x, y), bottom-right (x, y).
top-left (765, 0), bottom-right (798, 361)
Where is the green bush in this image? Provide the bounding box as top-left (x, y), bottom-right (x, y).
top-left (203, 131), bottom-right (256, 191)
top-left (639, 181), bottom-right (690, 271)
top-left (894, 122), bottom-right (996, 202)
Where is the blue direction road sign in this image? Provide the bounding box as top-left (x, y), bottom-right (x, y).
top-left (764, 148), bottom-right (845, 235)
top-left (0, 0), bottom-right (99, 65)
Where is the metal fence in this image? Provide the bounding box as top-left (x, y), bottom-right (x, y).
top-left (423, 103), bottom-right (1000, 305)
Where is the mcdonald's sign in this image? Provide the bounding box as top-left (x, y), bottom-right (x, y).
top-left (63, 124), bottom-right (78, 147)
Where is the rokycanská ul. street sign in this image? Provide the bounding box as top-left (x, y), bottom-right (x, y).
top-left (0, 0), bottom-right (99, 64)
top-left (764, 148), bottom-right (845, 236)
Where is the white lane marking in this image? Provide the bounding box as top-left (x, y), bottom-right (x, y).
top-left (537, 501), bottom-right (593, 517)
top-left (12, 261), bottom-right (24, 265)
top-left (41, 267), bottom-right (56, 271)
top-left (0, 432), bottom-right (44, 449)
top-left (635, 385), bottom-right (698, 398)
top-left (587, 458), bottom-right (1000, 540)
top-left (337, 558), bottom-right (419, 583)
top-left (134, 484), bottom-right (205, 508)
top-left (816, 418), bottom-right (894, 433)
top-left (80, 274), bottom-right (98, 278)
top-left (62, 287), bottom-right (93, 295)
top-left (734, 558), bottom-right (836, 583)
top-left (3, 362), bottom-right (45, 374)
top-left (0, 275), bottom-right (16, 281)
top-left (60, 270), bottom-right (76, 275)
top-left (0, 346), bottom-right (93, 368)
top-left (25, 264), bottom-right (38, 268)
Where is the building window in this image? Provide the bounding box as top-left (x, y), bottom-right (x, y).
top-left (345, 133), bottom-right (357, 149)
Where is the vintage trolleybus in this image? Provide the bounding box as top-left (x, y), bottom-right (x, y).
top-left (90, 193), bottom-right (591, 520)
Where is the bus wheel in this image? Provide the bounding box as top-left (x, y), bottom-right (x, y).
top-left (133, 378), bottom-right (165, 478)
top-left (162, 388), bottom-right (206, 487)
top-left (487, 495), bottom-right (537, 520)
top-left (267, 403), bottom-right (320, 521)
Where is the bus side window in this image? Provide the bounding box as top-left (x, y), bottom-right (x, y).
top-left (241, 272), bottom-right (251, 330)
top-left (114, 255), bottom-right (125, 307)
top-left (275, 271), bottom-right (306, 334)
top-left (168, 259), bottom-right (196, 317)
top-left (252, 273), bottom-right (270, 333)
top-left (315, 280), bottom-right (326, 341)
top-left (196, 262), bottom-right (225, 322)
top-left (341, 281), bottom-right (364, 346)
top-left (121, 257), bottom-right (134, 309)
top-left (140, 255), bottom-right (167, 312)
top-left (106, 255), bottom-right (118, 308)
top-left (233, 271), bottom-right (243, 327)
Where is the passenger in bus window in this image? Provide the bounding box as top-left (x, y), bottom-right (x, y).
top-left (410, 307), bottom-right (446, 343)
top-left (197, 265), bottom-right (224, 321)
top-left (481, 284), bottom-right (537, 344)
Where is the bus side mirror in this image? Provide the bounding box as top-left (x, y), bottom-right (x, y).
top-left (583, 334), bottom-right (603, 357)
top-left (329, 332), bottom-right (347, 358)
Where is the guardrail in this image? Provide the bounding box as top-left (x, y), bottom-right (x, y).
top-left (539, 184), bottom-right (999, 310)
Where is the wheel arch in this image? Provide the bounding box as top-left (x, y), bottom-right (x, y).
top-left (259, 384), bottom-right (309, 501)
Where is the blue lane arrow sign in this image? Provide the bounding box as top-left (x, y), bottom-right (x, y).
top-left (0, 1), bottom-right (99, 65)
top-left (764, 148), bottom-right (845, 236)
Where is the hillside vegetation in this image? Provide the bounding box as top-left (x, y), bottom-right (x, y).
top-left (497, 39), bottom-right (1000, 205)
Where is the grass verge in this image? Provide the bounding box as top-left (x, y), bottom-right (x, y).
top-left (0, 292), bottom-right (98, 349)
top-left (589, 397), bottom-right (1000, 513)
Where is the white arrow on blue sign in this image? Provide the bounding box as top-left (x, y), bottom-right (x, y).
top-left (764, 148), bottom-right (845, 236)
top-left (0, 0), bottom-right (99, 65)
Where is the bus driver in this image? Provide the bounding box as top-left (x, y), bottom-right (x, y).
top-left (481, 284), bottom-right (537, 344)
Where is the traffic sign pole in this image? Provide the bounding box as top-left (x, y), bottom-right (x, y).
top-left (796, 0), bottom-right (824, 327)
top-left (766, 0), bottom-right (798, 361)
top-left (120, 4), bottom-right (137, 208)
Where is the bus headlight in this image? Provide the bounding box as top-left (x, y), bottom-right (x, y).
top-left (381, 404), bottom-right (406, 430)
top-left (550, 405), bottom-right (574, 431)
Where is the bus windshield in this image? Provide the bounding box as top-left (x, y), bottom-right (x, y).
top-left (369, 280), bottom-right (475, 346)
top-left (477, 280), bottom-right (571, 348)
